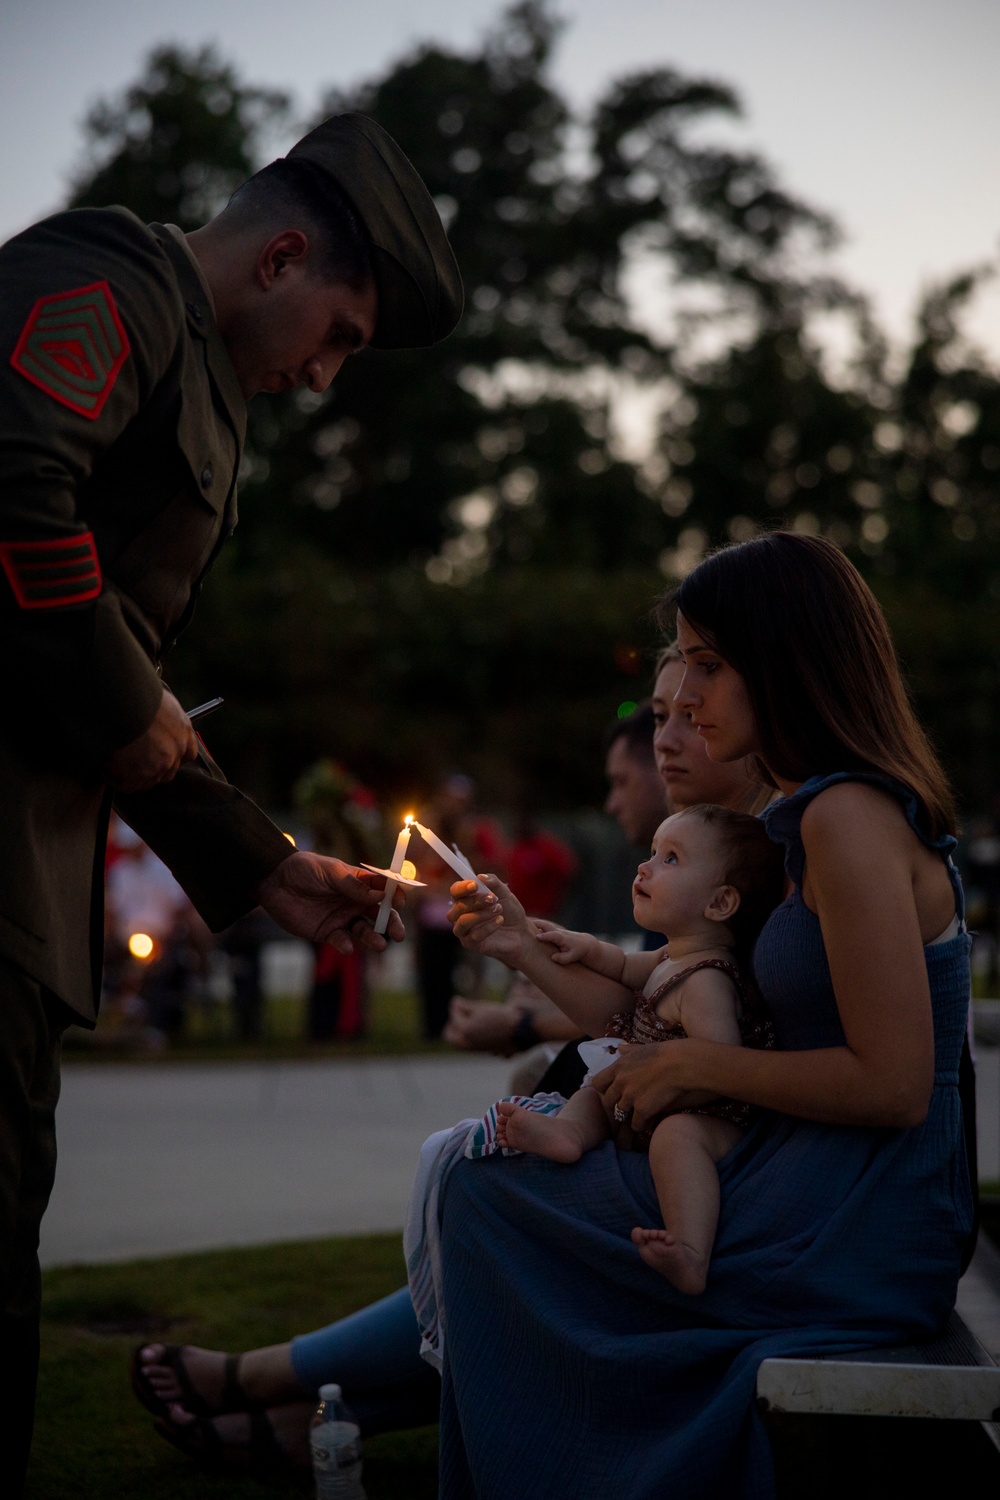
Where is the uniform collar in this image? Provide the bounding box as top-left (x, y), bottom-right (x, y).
top-left (149, 222), bottom-right (247, 447)
top-left (161, 224), bottom-right (217, 317)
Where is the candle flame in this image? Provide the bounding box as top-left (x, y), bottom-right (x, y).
top-left (404, 813), bottom-right (415, 825)
top-left (128, 932), bottom-right (155, 960)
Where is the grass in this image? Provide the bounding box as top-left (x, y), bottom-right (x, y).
top-left (28, 1234), bottom-right (436, 1500)
top-left (31, 1217), bottom-right (1000, 1499)
top-left (36, 1018), bottom-right (1000, 1496)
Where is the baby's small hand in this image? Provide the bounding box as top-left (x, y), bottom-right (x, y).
top-left (536, 926), bottom-right (593, 966)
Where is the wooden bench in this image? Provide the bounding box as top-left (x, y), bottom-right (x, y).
top-left (756, 1011), bottom-right (1000, 1486)
top-left (757, 1309), bottom-right (1000, 1426)
top-left (756, 1234), bottom-right (1000, 1473)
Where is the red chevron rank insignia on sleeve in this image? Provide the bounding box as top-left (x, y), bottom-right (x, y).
top-left (0, 533), bottom-right (102, 609)
top-left (9, 281), bottom-right (130, 419)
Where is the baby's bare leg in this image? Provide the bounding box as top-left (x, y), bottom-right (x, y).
top-left (632, 1114), bottom-right (742, 1295)
top-left (497, 1087), bottom-right (610, 1163)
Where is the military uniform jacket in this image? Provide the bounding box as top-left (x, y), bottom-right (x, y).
top-left (0, 206), bottom-right (294, 1023)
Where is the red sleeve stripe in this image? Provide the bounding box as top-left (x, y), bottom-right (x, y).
top-left (0, 533), bottom-right (102, 609)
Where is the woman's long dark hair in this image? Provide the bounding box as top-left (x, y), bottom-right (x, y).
top-left (662, 533), bottom-right (956, 839)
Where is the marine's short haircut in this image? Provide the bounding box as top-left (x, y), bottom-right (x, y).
top-left (675, 803), bottom-right (785, 956)
top-left (225, 158), bottom-right (373, 289)
top-left (603, 701), bottom-right (656, 765)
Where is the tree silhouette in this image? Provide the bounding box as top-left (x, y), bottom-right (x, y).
top-left (61, 4), bottom-right (1000, 811)
top-left (69, 44), bottom-right (289, 229)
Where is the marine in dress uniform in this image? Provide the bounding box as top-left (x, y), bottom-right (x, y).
top-left (0, 114), bottom-right (462, 1492)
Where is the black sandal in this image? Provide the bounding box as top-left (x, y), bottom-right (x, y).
top-left (151, 1409), bottom-right (292, 1476)
top-left (131, 1344), bottom-right (256, 1421)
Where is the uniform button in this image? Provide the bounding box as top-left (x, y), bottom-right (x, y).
top-left (200, 465), bottom-right (213, 489)
top-left (186, 301), bottom-right (205, 326)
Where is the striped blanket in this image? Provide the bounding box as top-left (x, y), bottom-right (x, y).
top-left (403, 1093), bottom-right (567, 1369)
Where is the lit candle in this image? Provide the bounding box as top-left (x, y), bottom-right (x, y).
top-left (412, 820), bottom-right (491, 896)
top-left (374, 816), bottom-right (413, 935)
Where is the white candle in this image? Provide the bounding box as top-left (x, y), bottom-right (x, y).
top-left (412, 820), bottom-right (491, 895)
top-left (374, 818), bottom-right (412, 935)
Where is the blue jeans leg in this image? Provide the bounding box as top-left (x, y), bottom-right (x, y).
top-left (289, 1285), bottom-right (439, 1435)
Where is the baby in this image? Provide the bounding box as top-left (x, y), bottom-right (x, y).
top-left (455, 804), bottom-right (784, 1295)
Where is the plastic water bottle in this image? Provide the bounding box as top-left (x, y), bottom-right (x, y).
top-left (310, 1382), bottom-right (366, 1499)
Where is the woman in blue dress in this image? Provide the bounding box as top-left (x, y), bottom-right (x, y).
top-left (441, 531), bottom-right (974, 1499)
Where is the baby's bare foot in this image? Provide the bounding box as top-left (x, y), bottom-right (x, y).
top-left (631, 1227), bottom-right (709, 1295)
top-left (496, 1100), bottom-right (584, 1162)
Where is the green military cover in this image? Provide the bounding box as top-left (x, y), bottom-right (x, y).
top-left (287, 113), bottom-right (464, 349)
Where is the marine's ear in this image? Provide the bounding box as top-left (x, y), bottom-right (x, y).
top-left (255, 229), bottom-right (309, 289)
top-left (704, 884), bottom-right (740, 924)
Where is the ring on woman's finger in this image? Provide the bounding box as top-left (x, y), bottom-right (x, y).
top-left (613, 1104), bottom-right (630, 1123)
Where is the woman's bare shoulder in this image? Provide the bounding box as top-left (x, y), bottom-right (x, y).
top-left (800, 780), bottom-right (909, 836)
top-left (800, 781), bottom-right (914, 872)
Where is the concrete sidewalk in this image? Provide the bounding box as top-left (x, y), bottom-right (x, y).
top-left (40, 1054), bottom-right (511, 1267)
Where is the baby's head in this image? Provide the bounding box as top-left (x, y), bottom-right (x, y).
top-left (633, 804), bottom-right (785, 954)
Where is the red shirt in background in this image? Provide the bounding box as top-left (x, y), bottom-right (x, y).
top-left (507, 830), bottom-right (577, 919)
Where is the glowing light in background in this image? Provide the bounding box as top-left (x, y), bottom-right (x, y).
top-left (614, 643), bottom-right (642, 675)
top-left (128, 933), bottom-right (154, 960)
top-left (617, 700), bottom-right (638, 719)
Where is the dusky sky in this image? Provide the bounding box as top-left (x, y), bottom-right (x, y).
top-left (2, 0), bottom-right (998, 351)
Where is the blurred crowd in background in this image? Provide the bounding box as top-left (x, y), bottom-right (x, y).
top-left (95, 759), bottom-right (583, 1052)
top-left (92, 705), bottom-right (1000, 1057)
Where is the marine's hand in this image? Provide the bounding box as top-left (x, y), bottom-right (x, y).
top-left (443, 997), bottom-right (521, 1055)
top-left (256, 851), bottom-right (404, 953)
top-left (107, 689), bottom-right (198, 793)
top-left (536, 925), bottom-right (595, 966)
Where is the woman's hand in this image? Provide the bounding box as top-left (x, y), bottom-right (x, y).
top-left (443, 996), bottom-right (522, 1055)
top-left (591, 1039), bottom-right (714, 1134)
top-left (448, 873), bottom-right (528, 967)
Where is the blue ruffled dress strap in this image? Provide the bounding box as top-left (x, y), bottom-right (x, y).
top-left (762, 771), bottom-right (965, 925)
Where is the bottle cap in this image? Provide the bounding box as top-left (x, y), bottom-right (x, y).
top-left (319, 1383), bottom-right (342, 1401)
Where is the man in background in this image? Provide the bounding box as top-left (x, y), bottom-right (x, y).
top-left (602, 702), bottom-right (668, 852)
top-left (444, 703), bottom-right (666, 1066)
